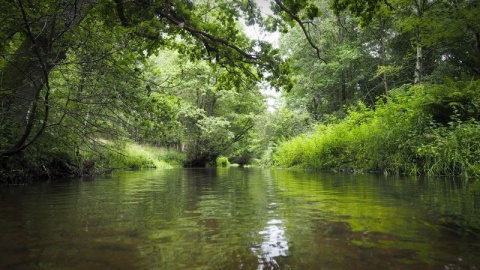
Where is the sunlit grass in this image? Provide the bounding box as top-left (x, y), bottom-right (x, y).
top-left (216, 156), bottom-right (230, 167)
top-left (125, 144), bottom-right (172, 169)
top-left (102, 142), bottom-right (186, 170)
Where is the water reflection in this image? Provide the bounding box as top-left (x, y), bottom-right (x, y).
top-left (0, 168), bottom-right (479, 269)
top-left (253, 218), bottom-right (289, 269)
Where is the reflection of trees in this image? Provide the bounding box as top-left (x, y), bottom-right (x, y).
top-left (245, 169), bottom-right (291, 269)
top-left (0, 178), bottom-right (144, 269)
top-left (2, 169), bottom-right (479, 269)
top-left (270, 170), bottom-right (480, 268)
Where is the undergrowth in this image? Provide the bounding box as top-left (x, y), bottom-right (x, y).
top-left (216, 156), bottom-right (230, 167)
top-left (1, 140), bottom-right (187, 185)
top-left (274, 80), bottom-right (480, 178)
top-left (98, 143), bottom-right (186, 170)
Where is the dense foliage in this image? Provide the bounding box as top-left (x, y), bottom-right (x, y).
top-left (274, 80), bottom-right (480, 177)
top-left (268, 0), bottom-right (480, 177)
top-left (1, 0), bottom-right (479, 183)
top-left (0, 0), bottom-right (284, 183)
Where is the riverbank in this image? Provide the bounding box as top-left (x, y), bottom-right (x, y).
top-left (274, 81), bottom-right (480, 178)
top-left (0, 142), bottom-right (186, 186)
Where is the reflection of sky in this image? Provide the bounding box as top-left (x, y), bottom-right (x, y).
top-left (252, 202), bottom-right (289, 269)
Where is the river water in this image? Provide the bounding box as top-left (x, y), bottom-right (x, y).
top-left (1, 168), bottom-right (479, 269)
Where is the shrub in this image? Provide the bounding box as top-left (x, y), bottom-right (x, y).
top-left (274, 80), bottom-right (480, 177)
top-left (216, 156), bottom-right (230, 167)
top-left (158, 149), bottom-right (187, 166)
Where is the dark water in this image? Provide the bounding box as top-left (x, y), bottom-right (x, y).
top-left (1, 168), bottom-right (480, 269)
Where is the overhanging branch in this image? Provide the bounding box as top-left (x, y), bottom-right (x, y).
top-left (273, 0), bottom-right (327, 64)
top-left (155, 9), bottom-right (260, 61)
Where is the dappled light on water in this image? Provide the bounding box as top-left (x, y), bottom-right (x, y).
top-left (252, 217), bottom-right (289, 269)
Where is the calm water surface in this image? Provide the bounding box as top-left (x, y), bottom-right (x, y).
top-left (1, 168), bottom-right (479, 269)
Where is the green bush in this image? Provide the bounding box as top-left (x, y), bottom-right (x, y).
top-left (417, 121), bottom-right (480, 177)
top-left (274, 80), bottom-right (480, 177)
top-left (158, 149), bottom-right (187, 166)
top-left (216, 156), bottom-right (230, 167)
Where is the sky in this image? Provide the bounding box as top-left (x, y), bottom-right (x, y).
top-left (242, 0), bottom-right (280, 48)
top-left (242, 0), bottom-right (282, 111)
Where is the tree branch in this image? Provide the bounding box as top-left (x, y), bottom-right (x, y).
top-left (1, 0), bottom-right (51, 157)
top-left (155, 9), bottom-right (260, 61)
top-left (114, 0), bottom-right (131, 27)
top-left (272, 0), bottom-right (327, 64)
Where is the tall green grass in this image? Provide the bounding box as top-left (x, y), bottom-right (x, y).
top-left (274, 80), bottom-right (480, 177)
top-left (95, 142), bottom-right (186, 170)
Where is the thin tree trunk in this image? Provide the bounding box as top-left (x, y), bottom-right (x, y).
top-left (337, 14), bottom-right (347, 110)
top-left (413, 0), bottom-right (425, 85)
top-left (473, 31), bottom-right (480, 76)
top-left (379, 20), bottom-right (389, 95)
top-left (414, 30), bottom-right (423, 85)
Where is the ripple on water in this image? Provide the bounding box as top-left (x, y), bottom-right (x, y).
top-left (1, 168), bottom-right (480, 269)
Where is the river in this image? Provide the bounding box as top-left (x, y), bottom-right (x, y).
top-left (1, 168), bottom-right (479, 269)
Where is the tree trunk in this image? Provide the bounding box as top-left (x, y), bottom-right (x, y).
top-left (0, 0), bottom-right (94, 156)
top-left (474, 31), bottom-right (480, 76)
top-left (0, 37), bottom-right (63, 156)
top-left (413, 0), bottom-right (425, 85)
top-left (1, 38), bottom-right (51, 123)
top-left (337, 14), bottom-right (347, 110)
top-left (414, 30), bottom-right (423, 85)
top-left (379, 20), bottom-right (388, 95)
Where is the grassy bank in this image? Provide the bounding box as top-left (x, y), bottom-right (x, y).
top-left (0, 141), bottom-right (186, 185)
top-left (274, 80), bottom-right (480, 177)
top-left (98, 143), bottom-right (186, 170)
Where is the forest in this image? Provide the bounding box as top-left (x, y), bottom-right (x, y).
top-left (1, 0), bottom-right (479, 184)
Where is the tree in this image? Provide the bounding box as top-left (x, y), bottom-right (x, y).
top-left (0, 1), bottom-right (95, 157)
top-left (279, 3), bottom-right (381, 118)
top-left (251, 105), bottom-right (313, 166)
top-left (159, 53), bottom-right (265, 166)
top-left (0, 0), bottom-right (288, 159)
top-left (333, 0), bottom-right (480, 83)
